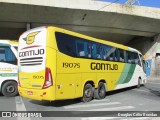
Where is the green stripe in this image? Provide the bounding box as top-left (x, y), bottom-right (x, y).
top-left (117, 64), bottom-right (136, 84)
top-left (123, 64), bottom-right (136, 83)
top-left (116, 64), bottom-right (131, 84)
top-left (0, 73), bottom-right (17, 77)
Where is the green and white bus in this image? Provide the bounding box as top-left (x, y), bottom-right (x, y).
top-left (0, 40), bottom-right (18, 97)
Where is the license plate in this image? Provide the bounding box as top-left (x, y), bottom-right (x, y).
top-left (27, 91), bottom-right (33, 95)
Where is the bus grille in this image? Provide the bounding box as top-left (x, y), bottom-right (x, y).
top-left (20, 57), bottom-right (43, 66)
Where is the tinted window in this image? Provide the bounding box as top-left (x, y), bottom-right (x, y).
top-left (126, 51), bottom-right (140, 65)
top-left (105, 47), bottom-right (117, 61)
top-left (55, 32), bottom-right (140, 64)
top-left (76, 41), bottom-right (91, 58)
top-left (118, 49), bottom-right (125, 62)
top-left (0, 46), bottom-right (17, 65)
top-left (134, 53), bottom-right (141, 66)
top-left (55, 32), bottom-right (77, 57)
top-left (127, 51), bottom-right (134, 64)
top-left (97, 44), bottom-right (105, 60)
top-left (56, 32), bottom-right (118, 62)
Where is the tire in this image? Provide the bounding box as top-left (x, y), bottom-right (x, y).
top-left (81, 83), bottom-right (94, 102)
top-left (1, 81), bottom-right (18, 97)
top-left (137, 78), bottom-right (141, 88)
top-left (94, 82), bottom-right (106, 99)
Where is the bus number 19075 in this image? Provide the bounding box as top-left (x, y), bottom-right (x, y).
top-left (63, 62), bottom-right (80, 68)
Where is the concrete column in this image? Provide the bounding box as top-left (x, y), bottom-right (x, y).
top-left (151, 35), bottom-right (160, 78)
top-left (26, 23), bottom-right (31, 30)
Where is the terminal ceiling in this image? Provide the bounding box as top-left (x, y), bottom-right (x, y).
top-left (0, 2), bottom-right (160, 45)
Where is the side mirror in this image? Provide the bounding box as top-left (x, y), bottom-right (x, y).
top-left (145, 61), bottom-right (150, 68)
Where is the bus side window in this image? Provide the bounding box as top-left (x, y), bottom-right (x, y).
top-left (106, 47), bottom-right (112, 61)
top-left (110, 47), bottom-right (117, 61)
top-left (127, 51), bottom-right (135, 64)
top-left (88, 43), bottom-right (92, 58)
top-left (104, 46), bottom-right (115, 61)
top-left (117, 49), bottom-right (125, 62)
top-left (96, 44), bottom-right (100, 59)
top-left (84, 42), bottom-right (89, 58)
top-left (134, 53), bottom-right (141, 66)
top-left (127, 52), bottom-right (140, 65)
top-left (100, 45), bottom-right (105, 60)
top-left (0, 46), bottom-right (17, 65)
top-left (131, 53), bottom-right (135, 64)
top-left (76, 41), bottom-right (85, 57)
top-left (127, 51), bottom-right (131, 63)
top-left (0, 48), bottom-right (6, 61)
top-left (76, 40), bottom-right (91, 58)
top-left (103, 46), bottom-right (110, 60)
top-left (97, 44), bottom-right (105, 60)
top-left (55, 32), bottom-right (76, 57)
top-left (91, 43), bottom-right (97, 59)
top-left (5, 47), bottom-right (17, 64)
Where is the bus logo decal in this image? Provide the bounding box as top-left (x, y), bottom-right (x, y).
top-left (23, 31), bottom-right (40, 45)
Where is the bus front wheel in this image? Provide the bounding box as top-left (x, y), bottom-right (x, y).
top-left (94, 82), bottom-right (106, 99)
top-left (1, 81), bottom-right (18, 97)
top-left (81, 83), bottom-right (94, 102)
top-left (137, 78), bottom-right (141, 88)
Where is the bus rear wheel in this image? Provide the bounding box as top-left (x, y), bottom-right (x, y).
top-left (94, 82), bottom-right (106, 99)
top-left (1, 81), bottom-right (18, 97)
top-left (137, 78), bottom-right (141, 88)
top-left (81, 83), bottom-right (94, 102)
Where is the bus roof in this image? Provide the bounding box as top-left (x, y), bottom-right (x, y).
top-left (0, 40), bottom-right (18, 46)
top-left (50, 26), bottom-right (142, 53)
top-left (21, 26), bottom-right (142, 54)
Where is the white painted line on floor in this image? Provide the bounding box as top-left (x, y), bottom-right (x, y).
top-left (15, 96), bottom-right (30, 120)
top-left (147, 82), bottom-right (160, 85)
top-left (133, 89), bottom-right (149, 93)
top-left (91, 99), bottom-right (109, 103)
top-left (15, 96), bottom-right (27, 111)
top-left (64, 102), bottom-right (121, 109)
top-left (83, 106), bottom-right (135, 111)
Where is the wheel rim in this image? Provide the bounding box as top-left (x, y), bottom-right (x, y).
top-left (99, 86), bottom-right (105, 97)
top-left (85, 88), bottom-right (92, 98)
top-left (6, 85), bottom-right (15, 93)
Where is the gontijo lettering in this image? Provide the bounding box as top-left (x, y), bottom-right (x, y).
top-left (19, 49), bottom-right (45, 57)
top-left (91, 62), bottom-right (118, 70)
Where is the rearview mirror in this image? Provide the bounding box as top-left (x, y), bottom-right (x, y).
top-left (145, 61), bottom-right (150, 68)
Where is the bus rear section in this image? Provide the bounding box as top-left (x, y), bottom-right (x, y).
top-left (18, 27), bottom-right (56, 100)
top-left (0, 40), bottom-right (18, 97)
